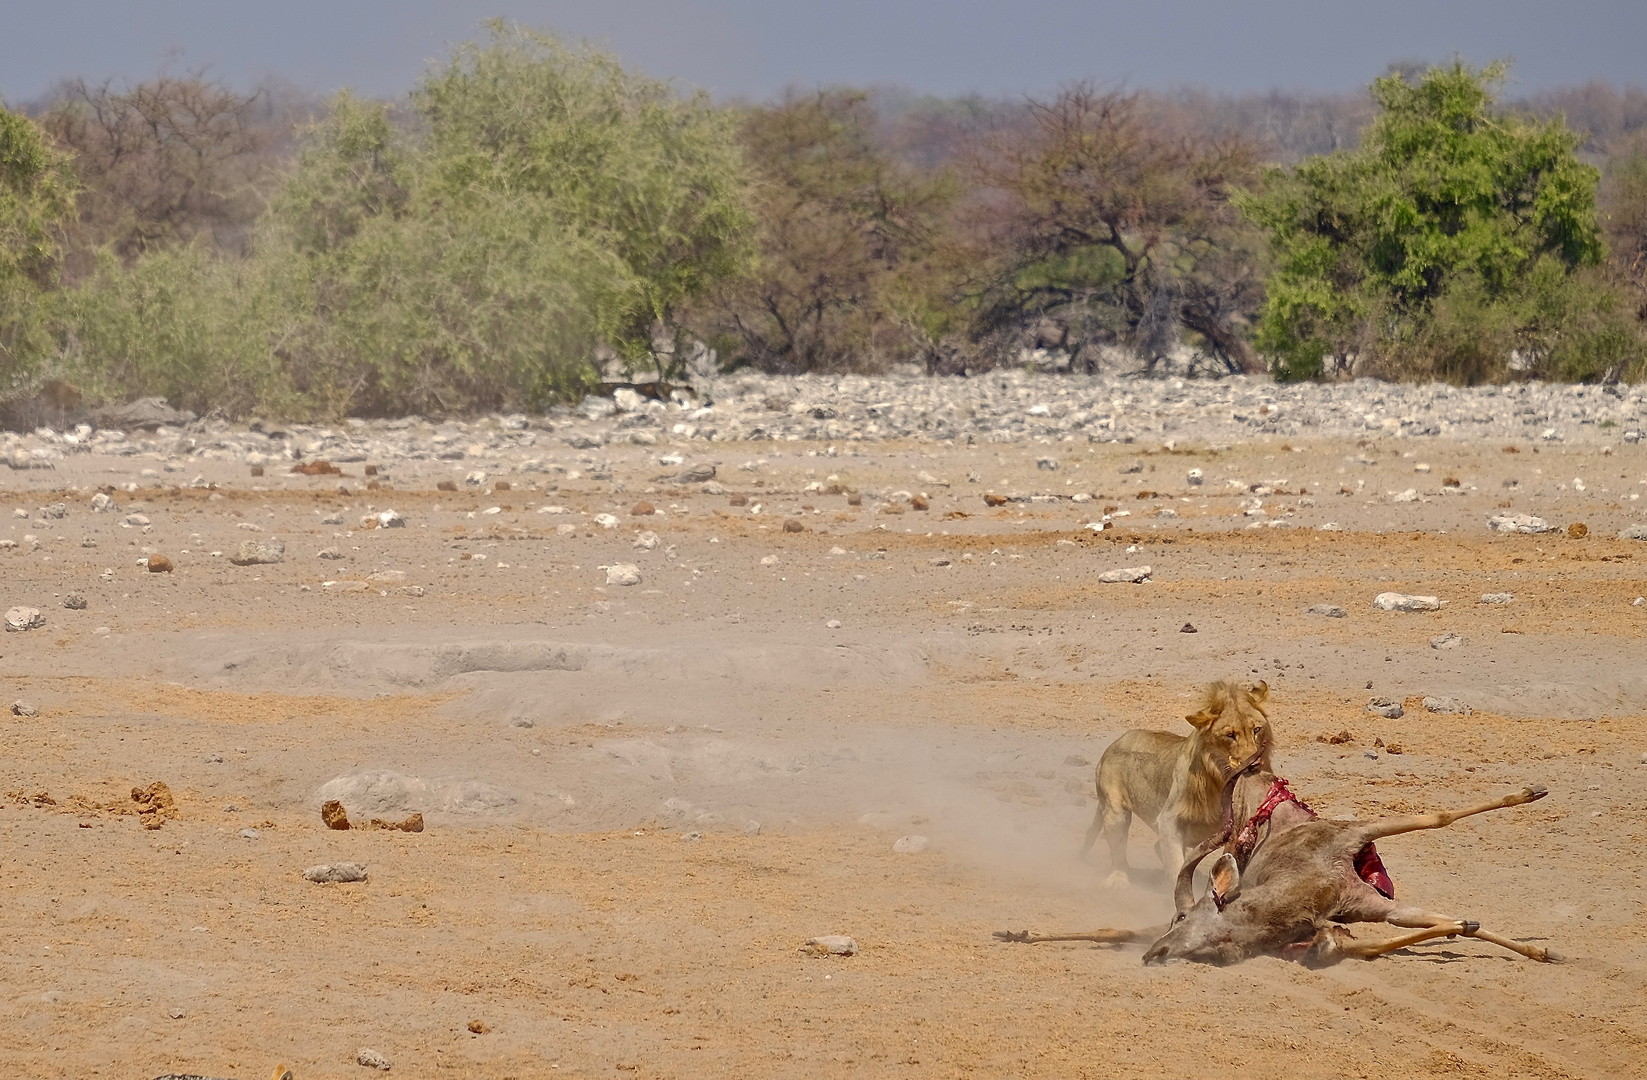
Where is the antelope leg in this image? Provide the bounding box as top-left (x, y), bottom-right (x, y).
top-left (1339, 921), bottom-right (1477, 960)
top-left (993, 927), bottom-right (1163, 945)
top-left (1387, 907), bottom-right (1557, 963)
top-left (1360, 786), bottom-right (1547, 842)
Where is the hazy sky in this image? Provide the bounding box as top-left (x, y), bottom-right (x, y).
top-left (2, 0), bottom-right (1643, 105)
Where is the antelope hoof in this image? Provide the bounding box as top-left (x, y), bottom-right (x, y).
top-left (1461, 920), bottom-right (1481, 934)
top-left (1523, 785), bottom-right (1549, 802)
top-left (1102, 870), bottom-right (1132, 890)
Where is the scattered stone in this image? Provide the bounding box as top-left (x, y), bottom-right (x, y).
top-left (632, 531), bottom-right (660, 551)
top-left (321, 799), bottom-right (352, 830)
top-left (678, 464), bottom-right (716, 483)
top-left (1429, 632), bottom-right (1462, 650)
top-left (1372, 592), bottom-right (1441, 612)
top-left (1098, 565), bottom-right (1151, 584)
top-left (681, 831), bottom-right (702, 842)
top-left (910, 493), bottom-right (930, 510)
top-left (1488, 513), bottom-right (1552, 534)
top-left (604, 563), bottom-right (642, 586)
top-left (593, 513), bottom-right (618, 529)
top-left (230, 538), bottom-right (285, 566)
top-left (1318, 730), bottom-right (1356, 745)
top-left (356, 1047), bottom-right (392, 1070)
top-left (146, 554), bottom-right (174, 573)
top-left (1179, 622), bottom-right (1197, 633)
top-left (318, 548), bottom-right (345, 560)
top-left (11, 701), bottom-right (38, 717)
top-left (63, 593), bottom-right (86, 610)
top-left (760, 554), bottom-right (779, 566)
top-left (805, 935), bottom-right (859, 956)
top-left (892, 835), bottom-right (929, 854)
top-left (239, 828), bottom-right (261, 839)
top-left (1306, 604), bottom-right (1347, 618)
top-left (1037, 457), bottom-right (1059, 471)
top-left (90, 493), bottom-right (115, 513)
top-left (1480, 592), bottom-right (1514, 604)
top-left (1119, 461), bottom-right (1143, 474)
top-left (744, 820), bottom-right (762, 836)
top-left (1063, 754), bottom-right (1091, 767)
top-left (305, 863), bottom-right (368, 884)
top-left (87, 396), bottom-right (195, 430)
top-left (1619, 524), bottom-right (1647, 541)
top-left (467, 1020), bottom-right (490, 1035)
top-left (1422, 696), bottom-right (1473, 715)
top-left (1391, 488), bottom-right (1419, 503)
top-left (983, 493), bottom-right (1008, 507)
top-left (630, 500), bottom-right (656, 516)
top-left (367, 813), bottom-right (424, 833)
top-left (1366, 697), bottom-right (1404, 719)
top-left (826, 619), bottom-right (842, 629)
top-left (783, 519), bottom-right (805, 533)
top-left (1364, 748), bottom-right (1381, 760)
top-left (376, 509), bottom-right (405, 528)
top-left (1568, 522), bottom-right (1589, 539)
top-left (1186, 468), bottom-right (1204, 486)
top-left (4, 607), bottom-right (45, 632)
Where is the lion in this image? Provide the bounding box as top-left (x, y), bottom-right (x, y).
top-left (1081, 680), bottom-right (1273, 888)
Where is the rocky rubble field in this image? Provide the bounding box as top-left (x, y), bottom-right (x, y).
top-left (2, 375), bottom-right (1646, 1079)
top-left (5, 373), bottom-right (1646, 478)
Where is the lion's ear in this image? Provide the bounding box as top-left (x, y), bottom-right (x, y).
top-left (1249, 680), bottom-right (1269, 704)
top-left (1184, 708), bottom-right (1218, 730)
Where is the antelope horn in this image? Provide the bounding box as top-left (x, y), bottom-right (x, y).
top-left (1174, 746), bottom-right (1268, 916)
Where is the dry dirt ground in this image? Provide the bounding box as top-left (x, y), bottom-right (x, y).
top-left (2, 434), bottom-right (1646, 1079)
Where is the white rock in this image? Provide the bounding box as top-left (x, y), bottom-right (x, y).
top-left (1489, 513), bottom-right (1552, 534)
top-left (1098, 565), bottom-right (1151, 584)
top-left (892, 835), bottom-right (929, 854)
top-left (760, 554), bottom-right (779, 566)
top-left (304, 863), bottom-right (367, 884)
top-left (229, 538), bottom-right (285, 565)
top-left (632, 531), bottom-right (660, 550)
top-left (1366, 698), bottom-right (1404, 719)
top-left (1430, 631), bottom-right (1462, 650)
top-left (805, 935), bottom-right (859, 956)
top-left (356, 1047), bottom-right (392, 1070)
top-left (4, 607), bottom-right (45, 632)
top-left (593, 513), bottom-right (618, 529)
top-left (1305, 604), bottom-right (1347, 618)
top-left (377, 509), bottom-right (405, 528)
top-left (604, 563), bottom-right (642, 586)
top-left (1372, 592), bottom-right (1441, 612)
top-left (1480, 592), bottom-right (1514, 604)
top-left (1619, 524), bottom-right (1647, 541)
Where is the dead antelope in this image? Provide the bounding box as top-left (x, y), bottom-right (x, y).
top-left (1004, 761), bottom-right (1557, 966)
top-left (1081, 680), bottom-right (1272, 887)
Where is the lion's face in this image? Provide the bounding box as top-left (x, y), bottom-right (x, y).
top-left (1187, 681), bottom-right (1271, 774)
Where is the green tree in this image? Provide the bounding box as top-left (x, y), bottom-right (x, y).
top-left (0, 103), bottom-right (77, 390)
top-left (1243, 61), bottom-right (1640, 382)
top-left (413, 21), bottom-right (753, 376)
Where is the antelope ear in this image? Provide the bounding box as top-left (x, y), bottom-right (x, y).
top-left (1207, 852), bottom-right (1240, 909)
top-left (1249, 680), bottom-right (1270, 704)
top-left (1184, 707), bottom-right (1219, 730)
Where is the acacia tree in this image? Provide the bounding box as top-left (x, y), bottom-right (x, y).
top-left (1243, 61), bottom-right (1640, 382)
top-left (697, 90), bottom-right (952, 373)
top-left (40, 73), bottom-right (277, 274)
top-left (975, 85), bottom-right (1265, 374)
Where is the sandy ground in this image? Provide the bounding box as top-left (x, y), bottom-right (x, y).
top-left (2, 434), bottom-right (1646, 1079)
